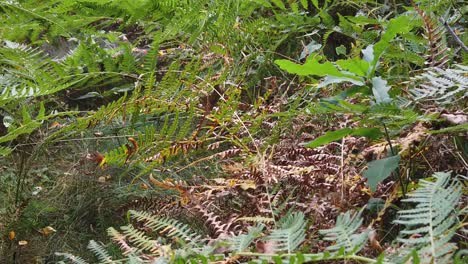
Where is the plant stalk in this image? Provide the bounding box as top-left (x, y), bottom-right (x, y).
top-left (382, 123), bottom-right (406, 198)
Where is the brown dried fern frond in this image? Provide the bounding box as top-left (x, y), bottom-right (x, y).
top-left (413, 2), bottom-right (450, 67)
top-left (192, 202), bottom-right (240, 237)
top-left (117, 196), bottom-right (179, 216)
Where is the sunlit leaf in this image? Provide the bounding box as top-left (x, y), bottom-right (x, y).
top-left (275, 55), bottom-right (360, 80)
top-left (362, 45), bottom-right (374, 64)
top-left (336, 58), bottom-right (369, 77)
top-left (40, 226), bottom-right (57, 236)
top-left (304, 128), bottom-right (352, 148)
top-left (304, 127), bottom-right (381, 148)
top-left (371, 15), bottom-right (417, 69)
top-left (317, 76), bottom-right (364, 88)
top-left (372, 77), bottom-right (391, 104)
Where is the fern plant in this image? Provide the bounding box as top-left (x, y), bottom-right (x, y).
top-left (56, 171), bottom-right (466, 263)
top-left (266, 211), bottom-right (307, 253)
top-left (391, 171), bottom-right (464, 264)
top-left (411, 64), bottom-right (468, 106)
top-left (319, 210), bottom-right (369, 254)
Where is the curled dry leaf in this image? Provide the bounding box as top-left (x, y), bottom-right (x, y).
top-left (8, 230), bottom-right (15, 240)
top-left (86, 152), bottom-right (105, 165)
top-left (368, 230), bottom-right (384, 253)
top-left (39, 226), bottom-right (56, 236)
top-left (48, 121), bottom-right (63, 129)
top-left (441, 113), bottom-right (468, 125)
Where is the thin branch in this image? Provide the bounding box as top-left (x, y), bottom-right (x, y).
top-left (439, 17), bottom-right (468, 53)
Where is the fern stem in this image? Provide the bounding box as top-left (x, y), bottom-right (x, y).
top-left (264, 183), bottom-right (278, 227)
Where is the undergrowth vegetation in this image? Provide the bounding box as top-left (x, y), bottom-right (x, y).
top-left (0, 0), bottom-right (466, 263)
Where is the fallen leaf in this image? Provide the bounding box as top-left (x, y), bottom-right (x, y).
top-left (441, 113), bottom-right (468, 125)
top-left (368, 230), bottom-right (384, 252)
top-left (39, 226), bottom-right (56, 236)
top-left (239, 180), bottom-right (256, 190)
top-left (48, 121), bottom-right (63, 129)
top-left (227, 179), bottom-right (237, 187)
top-left (8, 231), bottom-right (15, 240)
top-left (212, 178), bottom-right (225, 184)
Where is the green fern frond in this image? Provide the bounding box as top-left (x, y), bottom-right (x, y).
top-left (265, 211), bottom-right (307, 253)
top-left (55, 252), bottom-right (90, 264)
top-left (107, 227), bottom-right (135, 256)
top-left (411, 64), bottom-right (468, 105)
top-left (87, 240), bottom-right (113, 263)
top-left (120, 224), bottom-right (160, 253)
top-left (0, 146), bottom-right (12, 156)
top-left (129, 210), bottom-right (202, 244)
top-left (393, 171), bottom-right (463, 263)
top-left (0, 41), bottom-right (76, 106)
top-left (228, 225), bottom-right (264, 253)
top-left (319, 210), bottom-right (369, 254)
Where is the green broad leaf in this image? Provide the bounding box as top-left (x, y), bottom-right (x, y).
top-left (304, 127), bottom-right (381, 148)
top-left (299, 41), bottom-right (322, 60)
top-left (304, 128), bottom-right (352, 148)
top-left (338, 85), bottom-right (371, 99)
top-left (335, 45), bottom-right (347, 56)
top-left (351, 127), bottom-right (381, 138)
top-left (371, 15), bottom-right (417, 69)
top-left (372, 76), bottom-right (391, 104)
top-left (362, 45), bottom-right (374, 64)
top-left (336, 58), bottom-right (369, 77)
top-left (346, 16), bottom-right (379, 25)
top-left (317, 76), bottom-right (364, 88)
top-left (363, 155), bottom-right (400, 192)
top-left (275, 55), bottom-right (359, 80)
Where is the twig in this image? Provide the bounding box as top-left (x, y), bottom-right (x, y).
top-left (439, 17), bottom-right (468, 53)
top-left (340, 137), bottom-right (346, 202)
